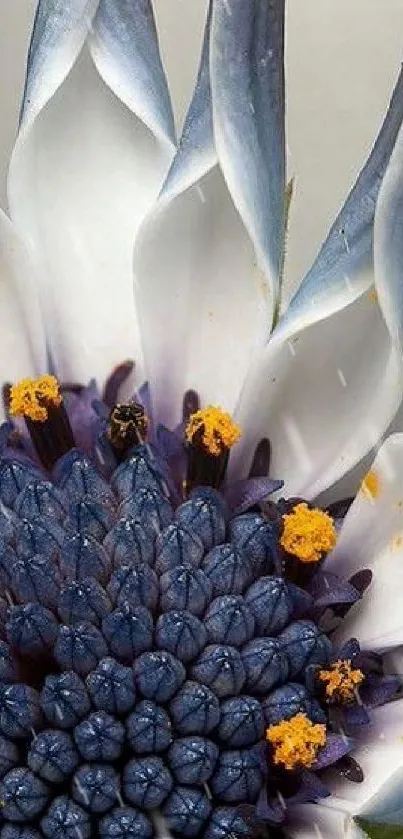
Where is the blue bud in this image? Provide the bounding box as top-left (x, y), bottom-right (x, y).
top-left (168, 736), bottom-right (218, 784)
top-left (155, 611), bottom-right (207, 662)
top-left (0, 642), bottom-right (17, 683)
top-left (0, 684), bottom-right (41, 739)
top-left (204, 807), bottom-right (250, 839)
top-left (191, 645), bottom-right (245, 698)
top-left (242, 638), bottom-right (289, 694)
top-left (123, 756), bottom-right (173, 809)
top-left (211, 750), bottom-right (262, 803)
top-left (120, 488), bottom-right (172, 535)
top-left (218, 697), bottom-right (264, 747)
top-left (0, 544), bottom-right (17, 589)
top-left (14, 480), bottom-right (66, 523)
top-left (54, 450), bottom-right (113, 503)
top-left (111, 448), bottom-right (167, 501)
top-left (245, 576), bottom-right (293, 635)
top-left (126, 701), bottom-right (172, 754)
top-left (86, 658), bottom-right (136, 715)
top-left (72, 763), bottom-right (120, 814)
top-left (1, 768), bottom-right (49, 822)
top-left (1, 826), bottom-right (43, 839)
top-left (202, 544), bottom-right (255, 596)
top-left (74, 711), bottom-right (125, 761)
top-left (229, 513), bottom-right (276, 570)
top-left (15, 517), bottom-right (64, 560)
top-left (68, 498), bottom-right (115, 541)
top-left (160, 565), bottom-right (212, 615)
top-left (163, 786), bottom-right (212, 837)
top-left (102, 605), bottom-right (153, 662)
top-left (27, 730), bottom-right (79, 783)
top-left (176, 493), bottom-right (226, 551)
top-left (55, 622), bottom-right (108, 676)
top-left (204, 596), bottom-right (255, 647)
top-left (0, 460), bottom-right (42, 508)
top-left (107, 565), bottom-right (158, 612)
top-left (261, 682), bottom-right (326, 726)
top-left (0, 509), bottom-right (16, 545)
top-left (279, 620), bottom-right (332, 677)
top-left (134, 651), bottom-right (185, 703)
top-left (41, 795), bottom-right (91, 839)
top-left (99, 806), bottom-right (153, 839)
top-left (104, 517), bottom-right (154, 569)
top-left (58, 578), bottom-right (112, 626)
top-left (0, 735), bottom-right (18, 778)
top-left (41, 672), bottom-right (91, 728)
top-left (170, 681), bottom-right (220, 735)
top-left (11, 554), bottom-right (61, 610)
top-left (6, 604), bottom-right (58, 658)
top-left (60, 533), bottom-right (111, 584)
top-left (154, 523), bottom-right (204, 575)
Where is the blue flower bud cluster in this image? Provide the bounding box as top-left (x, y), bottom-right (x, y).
top-left (0, 447), bottom-right (333, 838)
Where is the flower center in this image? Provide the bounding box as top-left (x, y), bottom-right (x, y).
top-left (318, 659), bottom-right (365, 704)
top-left (185, 406), bottom-right (241, 492)
top-left (280, 502), bottom-right (337, 563)
top-left (266, 712), bottom-right (327, 770)
top-left (9, 376), bottom-right (74, 470)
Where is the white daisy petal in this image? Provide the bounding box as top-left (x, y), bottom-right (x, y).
top-left (8, 0), bottom-right (175, 391)
top-left (286, 803), bottom-right (363, 839)
top-left (134, 0), bottom-right (285, 428)
top-left (231, 67), bottom-right (403, 495)
top-left (328, 434), bottom-right (403, 651)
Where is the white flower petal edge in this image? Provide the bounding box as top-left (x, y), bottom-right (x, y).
top-left (231, 67), bottom-right (403, 496)
top-left (326, 434), bottom-right (403, 651)
top-left (8, 0), bottom-right (175, 391)
top-left (134, 0), bottom-right (285, 428)
top-left (288, 700), bottom-right (403, 837)
top-left (0, 211), bottom-right (47, 416)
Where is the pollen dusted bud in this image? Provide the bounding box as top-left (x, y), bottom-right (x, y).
top-left (9, 376), bottom-right (75, 470)
top-left (107, 402), bottom-right (149, 459)
top-left (185, 406), bottom-right (241, 493)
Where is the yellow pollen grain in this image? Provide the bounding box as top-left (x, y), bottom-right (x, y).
top-left (266, 713), bottom-right (326, 771)
top-left (9, 375), bottom-right (62, 422)
top-left (361, 470), bottom-right (381, 500)
top-left (319, 659), bottom-right (364, 704)
top-left (185, 406), bottom-right (241, 457)
top-left (280, 502), bottom-right (337, 564)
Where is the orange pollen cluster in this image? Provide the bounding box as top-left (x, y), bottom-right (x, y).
top-left (280, 502), bottom-right (337, 563)
top-left (185, 406), bottom-right (241, 457)
top-left (9, 375), bottom-right (62, 423)
top-left (319, 659), bottom-right (365, 704)
top-left (266, 712), bottom-right (327, 771)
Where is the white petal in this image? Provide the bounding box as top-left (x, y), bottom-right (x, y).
top-left (286, 803), bottom-right (363, 839)
top-left (232, 67), bottom-right (403, 493)
top-left (0, 210), bottom-right (47, 409)
top-left (8, 0), bottom-right (175, 390)
top-left (327, 434), bottom-right (403, 651)
top-left (134, 0), bottom-right (285, 428)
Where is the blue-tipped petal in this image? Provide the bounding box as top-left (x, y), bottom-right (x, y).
top-left (60, 532), bottom-right (111, 584)
top-left (107, 565), bottom-right (158, 612)
top-left (72, 763), bottom-right (120, 814)
top-left (134, 651), bottom-right (186, 703)
top-left (159, 565), bottom-right (212, 615)
top-left (102, 604), bottom-right (153, 662)
top-left (41, 794), bottom-right (91, 839)
top-left (123, 756), bottom-right (173, 809)
top-left (134, 0), bottom-right (285, 428)
top-left (168, 736), bottom-right (218, 785)
top-left (57, 577), bottom-right (112, 626)
top-left (126, 700), bottom-right (172, 755)
top-left (54, 622), bottom-right (108, 676)
top-left (99, 806), bottom-right (153, 839)
top-left (27, 730), bottom-right (79, 783)
top-left (41, 671), bottom-right (91, 729)
top-left (155, 611), bottom-right (207, 663)
top-left (191, 645), bottom-right (245, 698)
top-left (169, 681), bottom-right (220, 736)
top-left (104, 517), bottom-right (155, 569)
top-left (1, 768), bottom-right (49, 823)
top-left (163, 786), bottom-right (212, 837)
top-left (6, 604), bottom-right (58, 658)
top-left (86, 657), bottom-right (136, 715)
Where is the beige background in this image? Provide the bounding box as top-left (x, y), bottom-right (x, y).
top-left (0, 0), bottom-right (402, 299)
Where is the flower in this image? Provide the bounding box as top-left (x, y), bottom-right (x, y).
top-left (0, 2), bottom-right (402, 839)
